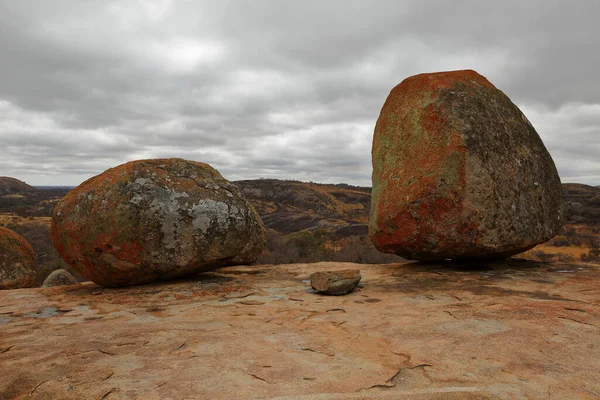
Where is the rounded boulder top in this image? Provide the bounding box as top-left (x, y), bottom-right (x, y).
top-left (51, 158), bottom-right (266, 287)
top-left (42, 269), bottom-right (79, 288)
top-left (370, 70), bottom-right (563, 261)
top-left (0, 227), bottom-right (37, 290)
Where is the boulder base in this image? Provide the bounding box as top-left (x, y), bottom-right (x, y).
top-left (51, 158), bottom-right (265, 287)
top-left (370, 70), bottom-right (563, 261)
top-left (0, 227), bottom-right (37, 290)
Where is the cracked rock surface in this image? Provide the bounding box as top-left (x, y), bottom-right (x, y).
top-left (50, 158), bottom-right (265, 287)
top-left (1, 260), bottom-right (599, 399)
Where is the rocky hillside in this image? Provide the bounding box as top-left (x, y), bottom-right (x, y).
top-left (0, 186), bottom-right (69, 217)
top-left (0, 177), bottom-right (36, 195)
top-left (562, 183), bottom-right (600, 225)
top-left (233, 180), bottom-right (394, 264)
top-left (235, 179), bottom-right (371, 236)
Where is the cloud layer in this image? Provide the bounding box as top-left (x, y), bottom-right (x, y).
top-left (1, 0), bottom-right (599, 185)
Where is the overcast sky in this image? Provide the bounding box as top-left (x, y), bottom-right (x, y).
top-left (1, 1), bottom-right (599, 186)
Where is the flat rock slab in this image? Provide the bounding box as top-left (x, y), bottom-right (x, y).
top-left (1, 260), bottom-right (599, 399)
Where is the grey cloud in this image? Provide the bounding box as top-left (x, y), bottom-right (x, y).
top-left (0, 1), bottom-right (599, 186)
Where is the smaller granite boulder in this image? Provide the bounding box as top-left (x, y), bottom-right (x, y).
top-left (310, 269), bottom-right (361, 295)
top-left (51, 158), bottom-right (266, 287)
top-left (42, 269), bottom-right (79, 288)
top-left (0, 227), bottom-right (37, 290)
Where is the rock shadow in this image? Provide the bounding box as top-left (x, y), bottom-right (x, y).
top-left (373, 258), bottom-right (587, 303)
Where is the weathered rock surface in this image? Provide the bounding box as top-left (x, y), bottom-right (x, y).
top-left (1, 260), bottom-right (599, 399)
top-left (42, 269), bottom-right (79, 288)
top-left (370, 70), bottom-right (563, 261)
top-left (50, 158), bottom-right (265, 287)
top-left (310, 269), bottom-right (361, 295)
top-left (0, 227), bottom-right (37, 290)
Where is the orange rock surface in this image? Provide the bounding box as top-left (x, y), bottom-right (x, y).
top-left (1, 261), bottom-right (599, 399)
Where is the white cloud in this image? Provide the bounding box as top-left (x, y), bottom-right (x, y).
top-left (520, 102), bottom-right (600, 183)
top-left (143, 37), bottom-right (226, 73)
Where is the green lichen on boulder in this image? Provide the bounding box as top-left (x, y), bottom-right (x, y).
top-left (0, 227), bottom-right (37, 289)
top-left (51, 158), bottom-right (265, 287)
top-left (370, 70), bottom-right (563, 261)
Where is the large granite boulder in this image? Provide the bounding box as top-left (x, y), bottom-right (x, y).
top-left (370, 70), bottom-right (563, 261)
top-left (0, 227), bottom-right (37, 289)
top-left (51, 158), bottom-right (266, 287)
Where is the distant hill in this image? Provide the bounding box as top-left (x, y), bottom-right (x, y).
top-left (235, 179), bottom-right (371, 236)
top-left (562, 183), bottom-right (600, 225)
top-left (0, 177), bottom-right (36, 196)
top-left (0, 177), bottom-right (69, 216)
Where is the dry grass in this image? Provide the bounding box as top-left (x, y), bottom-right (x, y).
top-left (0, 213), bottom-right (51, 227)
top-left (525, 243), bottom-right (588, 258)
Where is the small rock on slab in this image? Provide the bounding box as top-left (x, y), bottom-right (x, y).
top-left (42, 269), bottom-right (79, 288)
top-left (310, 269), bottom-right (361, 295)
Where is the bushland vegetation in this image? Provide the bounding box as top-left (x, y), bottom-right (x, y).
top-left (257, 230), bottom-right (402, 265)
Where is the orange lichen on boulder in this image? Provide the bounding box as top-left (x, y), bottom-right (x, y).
top-left (51, 158), bottom-right (265, 287)
top-left (370, 70), bottom-right (563, 261)
top-left (0, 227), bottom-right (37, 289)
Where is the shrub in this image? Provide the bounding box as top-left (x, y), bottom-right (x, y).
top-left (531, 250), bottom-right (556, 262)
top-left (581, 245), bottom-right (600, 262)
top-left (556, 253), bottom-right (575, 262)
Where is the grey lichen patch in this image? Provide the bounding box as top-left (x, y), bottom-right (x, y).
top-left (190, 199), bottom-right (231, 233)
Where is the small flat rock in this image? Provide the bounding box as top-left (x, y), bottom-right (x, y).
top-left (310, 269), bottom-right (361, 295)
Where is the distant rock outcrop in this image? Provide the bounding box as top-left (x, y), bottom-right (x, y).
top-left (50, 158), bottom-right (265, 287)
top-left (0, 177), bottom-right (36, 195)
top-left (42, 269), bottom-right (79, 288)
top-left (0, 227), bottom-right (37, 289)
top-left (235, 179), bottom-right (371, 234)
top-left (370, 70), bottom-right (563, 261)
